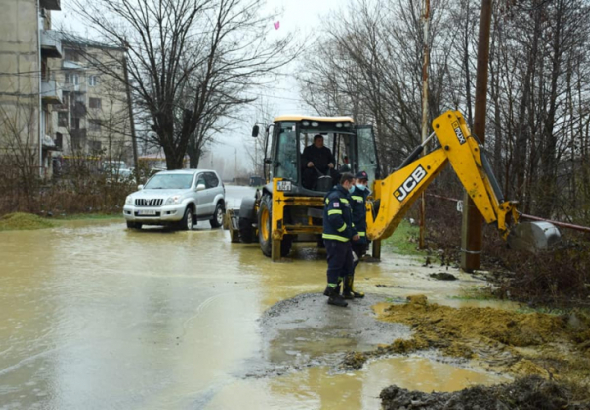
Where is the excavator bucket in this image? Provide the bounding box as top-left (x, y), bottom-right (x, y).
top-left (508, 221), bottom-right (562, 252)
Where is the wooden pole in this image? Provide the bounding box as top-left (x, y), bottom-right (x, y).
top-left (461, 0), bottom-right (492, 272)
top-left (419, 0), bottom-right (430, 249)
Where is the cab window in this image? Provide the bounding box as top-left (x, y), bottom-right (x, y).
top-left (275, 122), bottom-right (298, 181)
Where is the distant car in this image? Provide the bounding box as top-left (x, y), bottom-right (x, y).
top-left (123, 169), bottom-right (226, 230)
top-left (107, 167), bottom-right (135, 184)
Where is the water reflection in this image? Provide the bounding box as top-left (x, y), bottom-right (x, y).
top-left (0, 201), bottom-right (517, 409)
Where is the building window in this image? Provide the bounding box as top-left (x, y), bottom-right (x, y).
top-left (65, 73), bottom-right (79, 85)
top-left (71, 118), bottom-right (80, 130)
top-left (89, 119), bottom-right (102, 132)
top-left (64, 48), bottom-right (82, 62)
top-left (88, 75), bottom-right (99, 86)
top-left (58, 112), bottom-right (68, 127)
top-left (88, 140), bottom-right (102, 153)
top-left (89, 98), bottom-right (102, 109)
top-left (55, 133), bottom-right (63, 149)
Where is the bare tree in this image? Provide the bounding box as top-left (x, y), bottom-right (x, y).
top-left (71, 0), bottom-right (299, 169)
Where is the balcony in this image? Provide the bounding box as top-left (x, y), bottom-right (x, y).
top-left (40, 30), bottom-right (63, 59)
top-left (62, 60), bottom-right (85, 70)
top-left (62, 82), bottom-right (87, 93)
top-left (40, 0), bottom-right (61, 10)
top-left (41, 80), bottom-right (63, 105)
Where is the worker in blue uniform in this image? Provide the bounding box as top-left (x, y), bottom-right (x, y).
top-left (343, 170), bottom-right (370, 299)
top-left (321, 172), bottom-right (358, 307)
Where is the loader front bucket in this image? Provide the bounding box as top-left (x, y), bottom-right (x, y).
top-left (507, 221), bottom-right (562, 252)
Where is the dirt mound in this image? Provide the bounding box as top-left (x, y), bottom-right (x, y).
top-left (375, 295), bottom-right (590, 400)
top-left (0, 212), bottom-right (54, 231)
top-left (380, 294), bottom-right (571, 350)
top-left (380, 375), bottom-right (590, 410)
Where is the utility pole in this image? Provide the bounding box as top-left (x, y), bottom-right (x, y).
top-left (122, 53), bottom-right (139, 174)
top-left (461, 0), bottom-right (492, 271)
top-left (419, 0), bottom-right (430, 249)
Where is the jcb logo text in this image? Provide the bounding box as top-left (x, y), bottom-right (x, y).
top-left (394, 165), bottom-right (428, 202)
top-left (452, 121), bottom-right (467, 144)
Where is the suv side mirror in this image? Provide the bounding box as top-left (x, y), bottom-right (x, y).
top-left (252, 125), bottom-right (259, 137)
top-left (196, 184), bottom-right (206, 192)
top-left (138, 184), bottom-right (144, 190)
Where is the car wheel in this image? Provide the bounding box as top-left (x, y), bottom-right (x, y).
top-left (209, 202), bottom-right (224, 229)
top-left (126, 221), bottom-right (142, 230)
top-left (179, 207), bottom-right (194, 231)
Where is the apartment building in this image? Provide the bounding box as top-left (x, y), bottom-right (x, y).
top-left (0, 0), bottom-right (63, 177)
top-left (51, 36), bottom-right (134, 166)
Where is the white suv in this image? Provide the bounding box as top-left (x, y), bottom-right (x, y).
top-left (123, 169), bottom-right (225, 230)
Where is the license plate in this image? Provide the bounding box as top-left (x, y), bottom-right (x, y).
top-left (138, 210), bottom-right (157, 215)
top-left (277, 181), bottom-right (292, 191)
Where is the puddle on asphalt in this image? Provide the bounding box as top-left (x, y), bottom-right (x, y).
top-left (204, 356), bottom-right (510, 410)
top-left (0, 208), bottom-right (519, 409)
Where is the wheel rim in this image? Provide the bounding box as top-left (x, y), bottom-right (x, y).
top-left (216, 207), bottom-right (224, 224)
top-left (260, 207), bottom-right (270, 241)
top-left (187, 211), bottom-right (193, 229)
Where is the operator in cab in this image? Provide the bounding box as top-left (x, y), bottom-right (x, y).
top-left (344, 170), bottom-right (370, 299)
top-left (321, 172), bottom-right (359, 307)
top-left (302, 134), bottom-right (335, 189)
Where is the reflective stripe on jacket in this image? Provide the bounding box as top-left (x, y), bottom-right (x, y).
top-left (322, 185), bottom-right (357, 242)
top-left (350, 189), bottom-right (369, 244)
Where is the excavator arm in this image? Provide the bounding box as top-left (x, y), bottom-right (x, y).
top-left (367, 110), bottom-right (521, 242)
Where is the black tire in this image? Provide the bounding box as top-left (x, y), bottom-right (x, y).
top-left (258, 195), bottom-right (292, 257)
top-left (210, 202), bottom-right (225, 229)
top-left (238, 217), bottom-right (255, 243)
top-left (179, 207), bottom-right (194, 231)
top-left (126, 221), bottom-right (142, 230)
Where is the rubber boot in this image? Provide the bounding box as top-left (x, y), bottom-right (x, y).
top-left (327, 285), bottom-right (348, 307)
top-left (351, 276), bottom-right (365, 298)
top-left (342, 277), bottom-right (355, 299)
top-left (323, 280), bottom-right (342, 296)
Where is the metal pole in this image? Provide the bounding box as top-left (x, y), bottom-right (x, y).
top-left (37, 0), bottom-right (44, 178)
top-left (419, 0), bottom-right (430, 249)
top-left (461, 0), bottom-right (492, 272)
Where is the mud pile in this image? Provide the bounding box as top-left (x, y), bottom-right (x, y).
top-left (380, 375), bottom-right (590, 410)
top-left (376, 295), bottom-right (590, 400)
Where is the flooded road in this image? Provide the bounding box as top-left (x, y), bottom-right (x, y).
top-left (1, 185), bottom-right (512, 409)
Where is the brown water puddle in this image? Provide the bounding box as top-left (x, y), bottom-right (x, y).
top-left (1, 194), bottom-right (526, 409)
top-left (204, 357), bottom-right (509, 410)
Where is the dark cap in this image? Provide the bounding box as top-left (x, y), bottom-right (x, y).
top-left (355, 170), bottom-right (369, 180)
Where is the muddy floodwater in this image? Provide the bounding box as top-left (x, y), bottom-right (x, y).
top-left (0, 186), bottom-right (514, 409)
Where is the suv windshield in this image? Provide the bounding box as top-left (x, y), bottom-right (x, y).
top-left (144, 174), bottom-right (193, 189)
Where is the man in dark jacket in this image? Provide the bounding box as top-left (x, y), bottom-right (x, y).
top-left (321, 172), bottom-right (359, 307)
top-left (344, 170), bottom-right (370, 299)
top-left (302, 134), bottom-right (335, 189)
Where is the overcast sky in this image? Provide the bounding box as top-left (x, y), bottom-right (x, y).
top-left (53, 0), bottom-right (342, 169)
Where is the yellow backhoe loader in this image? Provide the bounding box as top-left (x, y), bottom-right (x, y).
top-left (227, 110), bottom-right (560, 261)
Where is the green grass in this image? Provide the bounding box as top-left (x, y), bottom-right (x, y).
top-left (382, 219), bottom-right (423, 256)
top-left (54, 213), bottom-right (122, 220)
top-left (0, 212), bottom-right (54, 231)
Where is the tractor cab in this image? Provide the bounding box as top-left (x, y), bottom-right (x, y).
top-left (254, 116), bottom-right (380, 195)
top-left (235, 115), bottom-right (380, 260)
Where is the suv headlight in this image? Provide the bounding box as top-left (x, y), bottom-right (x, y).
top-left (125, 196), bottom-right (133, 205)
top-left (165, 196), bottom-right (181, 205)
